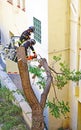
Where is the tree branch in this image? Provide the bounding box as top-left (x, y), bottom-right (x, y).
top-left (39, 58), bottom-right (52, 109)
top-left (49, 66), bottom-right (63, 75)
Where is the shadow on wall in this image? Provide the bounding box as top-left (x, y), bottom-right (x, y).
top-left (0, 26), bottom-right (9, 46)
top-left (0, 29), bottom-right (1, 45)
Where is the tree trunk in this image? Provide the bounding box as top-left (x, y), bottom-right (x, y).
top-left (32, 108), bottom-right (44, 130)
top-left (17, 47), bottom-right (52, 130)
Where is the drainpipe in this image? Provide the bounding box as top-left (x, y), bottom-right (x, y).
top-left (69, 0), bottom-right (79, 130)
top-left (70, 0), bottom-right (78, 70)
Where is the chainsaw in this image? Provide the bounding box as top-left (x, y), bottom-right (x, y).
top-left (26, 55), bottom-right (37, 60)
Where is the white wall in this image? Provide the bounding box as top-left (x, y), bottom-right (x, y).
top-left (26, 0), bottom-right (48, 60)
top-left (0, 1), bottom-right (28, 45)
top-left (26, 1), bottom-right (48, 128)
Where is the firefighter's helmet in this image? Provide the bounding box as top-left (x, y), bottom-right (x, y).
top-left (29, 26), bottom-right (35, 32)
top-left (30, 39), bottom-right (36, 45)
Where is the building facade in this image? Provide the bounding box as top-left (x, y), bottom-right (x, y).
top-left (0, 0), bottom-right (81, 130)
top-left (48, 0), bottom-right (70, 129)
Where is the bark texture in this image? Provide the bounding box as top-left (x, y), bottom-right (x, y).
top-left (17, 47), bottom-right (52, 130)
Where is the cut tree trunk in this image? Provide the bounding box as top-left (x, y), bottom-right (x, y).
top-left (17, 47), bottom-right (52, 130)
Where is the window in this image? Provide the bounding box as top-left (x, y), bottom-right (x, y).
top-left (17, 0), bottom-right (20, 8)
top-left (33, 17), bottom-right (41, 43)
top-left (22, 0), bottom-right (25, 11)
top-left (16, 0), bottom-right (25, 11)
top-left (7, 0), bottom-right (13, 4)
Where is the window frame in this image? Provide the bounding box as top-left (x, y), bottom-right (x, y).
top-left (33, 17), bottom-right (41, 43)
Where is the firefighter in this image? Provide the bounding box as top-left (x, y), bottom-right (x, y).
top-left (18, 26), bottom-right (35, 46)
top-left (22, 39), bottom-right (37, 60)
